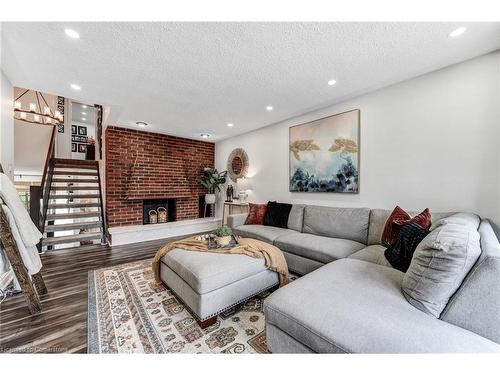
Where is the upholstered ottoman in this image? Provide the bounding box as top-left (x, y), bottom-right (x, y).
top-left (159, 248), bottom-right (280, 327)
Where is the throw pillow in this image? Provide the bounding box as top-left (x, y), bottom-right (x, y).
top-left (244, 203), bottom-right (267, 225)
top-left (263, 201), bottom-right (293, 228)
top-left (402, 223), bottom-right (481, 318)
top-left (381, 206), bottom-right (431, 247)
top-left (430, 212), bottom-right (480, 231)
top-left (384, 221), bottom-right (430, 272)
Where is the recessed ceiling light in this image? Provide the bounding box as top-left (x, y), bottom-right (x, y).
top-left (64, 28), bottom-right (80, 39)
top-left (81, 105), bottom-right (87, 109)
top-left (70, 83), bottom-right (81, 91)
top-left (136, 121), bottom-right (148, 128)
top-left (227, 123), bottom-right (234, 127)
top-left (449, 27), bottom-right (467, 38)
top-left (200, 133), bottom-right (211, 139)
top-left (82, 117), bottom-right (86, 121)
top-left (81, 112), bottom-right (86, 115)
top-left (266, 105), bottom-right (273, 111)
top-left (328, 79), bottom-right (337, 86)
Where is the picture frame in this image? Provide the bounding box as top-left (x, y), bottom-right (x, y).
top-left (78, 144), bottom-right (87, 153)
top-left (72, 135), bottom-right (87, 143)
top-left (289, 109), bottom-right (360, 193)
top-left (72, 143), bottom-right (77, 152)
top-left (78, 126), bottom-right (87, 136)
top-left (72, 125), bottom-right (77, 134)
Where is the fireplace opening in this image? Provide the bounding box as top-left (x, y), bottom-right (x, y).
top-left (143, 199), bottom-right (177, 225)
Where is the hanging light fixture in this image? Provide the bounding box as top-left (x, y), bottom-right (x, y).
top-left (13, 89), bottom-right (63, 126)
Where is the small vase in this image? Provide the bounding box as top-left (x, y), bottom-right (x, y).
top-left (205, 193), bottom-right (216, 204)
top-left (216, 235), bottom-right (231, 247)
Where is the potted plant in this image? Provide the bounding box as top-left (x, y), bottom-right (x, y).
top-left (200, 167), bottom-right (226, 205)
top-left (213, 224), bottom-right (232, 246)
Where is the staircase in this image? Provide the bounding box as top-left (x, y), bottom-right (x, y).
top-left (40, 158), bottom-right (106, 251)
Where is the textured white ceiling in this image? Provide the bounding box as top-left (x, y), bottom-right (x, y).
top-left (2, 22), bottom-right (499, 142)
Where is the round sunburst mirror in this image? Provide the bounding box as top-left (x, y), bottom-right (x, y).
top-left (227, 148), bottom-right (249, 182)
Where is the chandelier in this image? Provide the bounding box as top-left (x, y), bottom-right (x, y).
top-left (14, 89), bottom-right (63, 126)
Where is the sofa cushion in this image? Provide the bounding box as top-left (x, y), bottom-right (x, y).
top-left (302, 206), bottom-right (370, 244)
top-left (264, 259), bottom-right (500, 353)
top-left (384, 221), bottom-right (430, 272)
top-left (440, 220), bottom-right (500, 344)
top-left (161, 248), bottom-right (268, 294)
top-left (368, 209), bottom-right (454, 246)
top-left (244, 203), bottom-right (267, 225)
top-left (264, 201), bottom-right (292, 228)
top-left (233, 224), bottom-right (296, 244)
top-left (287, 204), bottom-right (305, 232)
top-left (402, 223), bottom-right (482, 318)
top-left (381, 206), bottom-right (431, 247)
top-left (348, 244), bottom-right (392, 268)
top-left (275, 232), bottom-right (365, 264)
top-left (430, 212), bottom-right (480, 231)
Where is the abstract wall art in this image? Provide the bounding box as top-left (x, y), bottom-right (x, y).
top-left (289, 109), bottom-right (360, 193)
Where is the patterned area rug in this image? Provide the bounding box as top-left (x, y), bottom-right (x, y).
top-left (88, 259), bottom-right (276, 353)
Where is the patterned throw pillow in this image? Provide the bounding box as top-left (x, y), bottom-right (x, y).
top-left (381, 206), bottom-right (431, 247)
top-left (244, 203), bottom-right (268, 225)
top-left (384, 221), bottom-right (430, 272)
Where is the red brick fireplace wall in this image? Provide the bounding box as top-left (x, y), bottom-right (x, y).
top-left (105, 126), bottom-right (215, 227)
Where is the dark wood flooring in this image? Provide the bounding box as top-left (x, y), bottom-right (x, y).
top-left (0, 238), bottom-right (173, 353)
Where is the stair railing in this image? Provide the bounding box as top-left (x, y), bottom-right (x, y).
top-left (96, 161), bottom-right (108, 244)
top-left (39, 125), bottom-right (57, 238)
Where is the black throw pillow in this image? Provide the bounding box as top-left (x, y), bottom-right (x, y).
top-left (384, 221), bottom-right (430, 272)
top-left (263, 201), bottom-right (292, 228)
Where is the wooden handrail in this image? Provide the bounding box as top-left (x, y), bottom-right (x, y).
top-left (40, 125), bottom-right (57, 190)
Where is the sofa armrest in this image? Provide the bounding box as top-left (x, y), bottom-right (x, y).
top-left (227, 213), bottom-right (248, 228)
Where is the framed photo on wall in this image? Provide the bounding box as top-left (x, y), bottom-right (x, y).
top-left (72, 143), bottom-right (77, 152)
top-left (289, 109), bottom-right (360, 193)
top-left (78, 144), bottom-right (87, 153)
top-left (72, 135), bottom-right (87, 143)
top-left (72, 125), bottom-right (77, 134)
top-left (78, 126), bottom-right (87, 136)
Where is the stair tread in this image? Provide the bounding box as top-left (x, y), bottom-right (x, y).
top-left (53, 171), bottom-right (98, 176)
top-left (51, 186), bottom-right (100, 191)
top-left (51, 178), bottom-right (98, 183)
top-left (48, 202), bottom-right (100, 209)
top-left (46, 211), bottom-right (101, 220)
top-left (53, 158), bottom-right (98, 166)
top-left (49, 194), bottom-right (100, 199)
top-left (45, 221), bottom-right (102, 232)
top-left (42, 232), bottom-right (102, 246)
top-left (53, 165), bottom-right (97, 170)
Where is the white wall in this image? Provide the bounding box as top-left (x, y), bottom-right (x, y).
top-left (14, 121), bottom-right (53, 176)
top-left (0, 70), bottom-right (14, 179)
top-left (216, 52), bottom-right (500, 226)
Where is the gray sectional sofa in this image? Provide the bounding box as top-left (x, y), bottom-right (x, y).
top-left (227, 204), bottom-right (500, 353)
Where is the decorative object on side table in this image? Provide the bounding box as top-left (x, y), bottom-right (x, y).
top-left (238, 177), bottom-right (252, 202)
top-left (86, 136), bottom-right (96, 160)
top-left (225, 184), bottom-right (234, 202)
top-left (212, 224), bottom-right (233, 247)
top-left (289, 109), bottom-right (360, 193)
